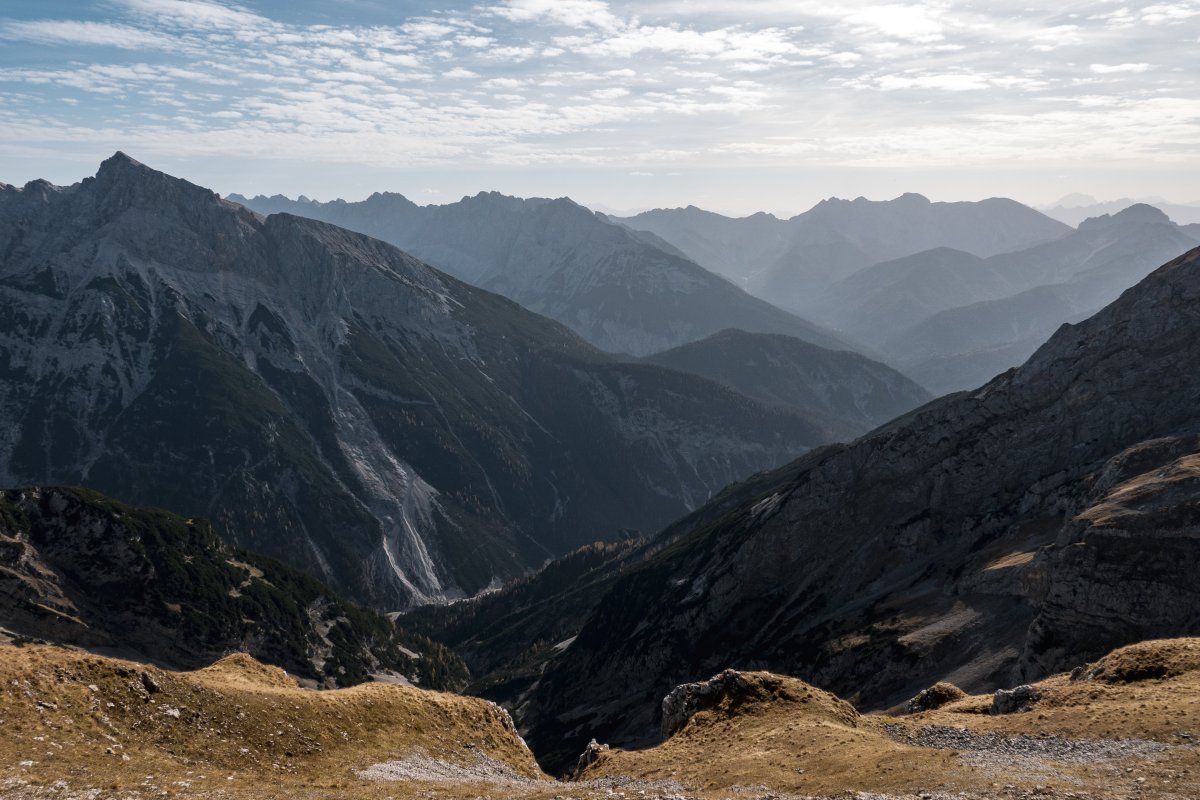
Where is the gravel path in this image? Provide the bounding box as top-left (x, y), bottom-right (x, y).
top-left (355, 748), bottom-right (539, 785)
top-left (884, 724), bottom-right (1171, 765)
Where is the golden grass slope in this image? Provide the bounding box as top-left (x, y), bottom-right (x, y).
top-left (578, 639), bottom-right (1200, 799)
top-left (3, 638), bottom-right (1200, 799)
top-left (0, 643), bottom-right (546, 799)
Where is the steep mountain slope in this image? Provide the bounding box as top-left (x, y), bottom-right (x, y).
top-left (0, 486), bottom-right (464, 688)
top-left (642, 329), bottom-right (932, 438)
top-left (513, 244), bottom-right (1200, 768)
top-left (229, 191), bottom-right (850, 356)
top-left (0, 154), bottom-right (833, 608)
top-left (883, 287), bottom-right (1092, 394)
top-left (618, 195), bottom-right (1070, 305)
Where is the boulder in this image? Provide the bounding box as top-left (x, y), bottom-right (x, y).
top-left (905, 681), bottom-right (967, 713)
top-left (661, 669), bottom-right (749, 738)
top-left (991, 684), bottom-right (1041, 714)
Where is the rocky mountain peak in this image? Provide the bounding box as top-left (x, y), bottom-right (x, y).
top-left (87, 150), bottom-right (228, 222)
top-left (1077, 202), bottom-right (1172, 232)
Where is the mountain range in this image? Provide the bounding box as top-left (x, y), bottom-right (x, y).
top-left (623, 199), bottom-right (1199, 395)
top-left (0, 156), bottom-right (1198, 799)
top-left (0, 154), bottom-right (937, 612)
top-left (846, 204), bottom-right (1200, 392)
top-left (1041, 194), bottom-right (1200, 226)
top-left (615, 194), bottom-right (1071, 309)
top-left (227, 190), bottom-right (850, 357)
top-left (408, 241), bottom-right (1200, 770)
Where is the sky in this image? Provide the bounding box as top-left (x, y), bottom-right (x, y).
top-left (0, 0), bottom-right (1197, 216)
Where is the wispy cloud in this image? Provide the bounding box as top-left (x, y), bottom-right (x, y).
top-left (0, 0), bottom-right (1195, 208)
top-left (0, 19), bottom-right (175, 49)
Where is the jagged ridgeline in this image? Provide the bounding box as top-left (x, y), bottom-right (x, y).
top-left (0, 153), bottom-right (858, 608)
top-left (228, 189), bottom-right (855, 357)
top-left (0, 486), bottom-right (466, 688)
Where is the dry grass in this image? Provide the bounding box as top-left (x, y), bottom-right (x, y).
top-left (4, 638), bottom-right (1200, 799)
top-left (0, 643), bottom-right (552, 799)
top-left (580, 639), bottom-right (1200, 799)
top-left (577, 670), bottom-right (979, 797)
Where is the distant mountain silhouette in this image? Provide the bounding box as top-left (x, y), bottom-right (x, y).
top-left (617, 194), bottom-right (1070, 312)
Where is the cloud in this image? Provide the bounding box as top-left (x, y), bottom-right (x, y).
top-left (486, 0), bottom-right (622, 32)
top-left (590, 87), bottom-right (629, 100)
top-left (0, 20), bottom-right (175, 49)
top-left (877, 72), bottom-right (991, 91)
top-left (1140, 2), bottom-right (1200, 25)
top-left (120, 0), bottom-right (269, 30)
top-left (481, 77), bottom-right (525, 89)
top-left (1090, 63), bottom-right (1154, 74)
top-left (557, 25), bottom-right (802, 63)
top-left (826, 51), bottom-right (862, 67)
top-left (843, 4), bottom-right (945, 43)
top-left (0, 0), bottom-right (1195, 197)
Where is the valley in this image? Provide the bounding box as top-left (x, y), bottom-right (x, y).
top-left (5, 156), bottom-right (1200, 796)
top-left (1, 74), bottom-right (1199, 800)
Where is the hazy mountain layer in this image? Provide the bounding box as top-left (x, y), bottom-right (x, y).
top-left (229, 191), bottom-right (850, 357)
top-left (0, 154), bottom-right (837, 608)
top-left (1042, 196), bottom-right (1200, 226)
top-left (481, 243), bottom-right (1200, 768)
top-left (618, 194), bottom-right (1070, 309)
top-left (642, 329), bottom-right (933, 439)
top-left (872, 205), bottom-right (1200, 393)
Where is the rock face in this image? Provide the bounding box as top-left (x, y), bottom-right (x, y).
top-left (229, 191), bottom-right (850, 357)
top-left (643, 329), bottom-right (933, 440)
top-left (1018, 436), bottom-right (1200, 680)
top-left (571, 739), bottom-right (610, 777)
top-left (0, 154), bottom-right (837, 608)
top-left (905, 682), bottom-right (966, 714)
top-left (0, 486), bottom-right (465, 688)
top-left (991, 685), bottom-right (1041, 714)
top-left (512, 244), bottom-right (1200, 769)
top-left (660, 669), bottom-right (750, 738)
